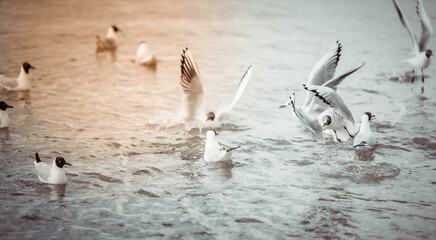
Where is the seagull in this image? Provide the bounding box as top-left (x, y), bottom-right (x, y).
top-left (287, 93), bottom-right (324, 142)
top-left (33, 152), bottom-right (71, 185)
top-left (0, 101), bottom-right (13, 128)
top-left (180, 48), bottom-right (252, 127)
top-left (354, 112), bottom-right (376, 147)
top-left (96, 25), bottom-right (120, 53)
top-left (282, 41), bottom-right (363, 142)
top-left (392, 0), bottom-right (433, 87)
top-left (135, 41), bottom-right (156, 66)
top-left (303, 84), bottom-right (355, 142)
top-left (204, 130), bottom-right (239, 162)
top-left (0, 62), bottom-right (35, 91)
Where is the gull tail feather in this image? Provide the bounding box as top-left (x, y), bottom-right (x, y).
top-left (35, 153), bottom-right (41, 163)
top-left (354, 141), bottom-right (367, 147)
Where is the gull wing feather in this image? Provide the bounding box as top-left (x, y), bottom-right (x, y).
top-left (303, 85), bottom-right (355, 124)
top-left (303, 41), bottom-right (342, 109)
top-left (392, 0), bottom-right (420, 55)
top-left (216, 66), bottom-right (252, 119)
top-left (34, 162), bottom-right (51, 183)
top-left (353, 130), bottom-right (367, 147)
top-left (0, 75), bottom-right (18, 89)
top-left (290, 93), bottom-right (324, 142)
top-left (322, 63), bottom-right (365, 90)
top-left (205, 133), bottom-right (225, 161)
top-left (180, 48), bottom-right (205, 121)
top-left (416, 0), bottom-right (433, 52)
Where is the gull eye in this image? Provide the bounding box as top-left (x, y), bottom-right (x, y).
top-left (322, 115), bottom-right (331, 125)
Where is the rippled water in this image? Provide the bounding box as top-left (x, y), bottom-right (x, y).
top-left (1, 0), bottom-right (436, 239)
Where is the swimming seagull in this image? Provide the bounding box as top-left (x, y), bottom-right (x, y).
top-left (135, 41), bottom-right (156, 66)
top-left (354, 112), bottom-right (376, 147)
top-left (0, 62), bottom-right (35, 91)
top-left (392, 0), bottom-right (433, 88)
top-left (204, 130), bottom-right (239, 162)
top-left (180, 48), bottom-right (252, 127)
top-left (96, 25), bottom-right (120, 52)
top-left (0, 101), bottom-right (13, 128)
top-left (282, 41), bottom-right (364, 142)
top-left (303, 84), bottom-right (355, 142)
top-left (33, 153), bottom-right (71, 185)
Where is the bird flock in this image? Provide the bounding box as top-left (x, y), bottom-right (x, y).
top-left (0, 0), bottom-right (433, 184)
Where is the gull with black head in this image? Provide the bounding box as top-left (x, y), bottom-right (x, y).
top-left (282, 41), bottom-right (364, 142)
top-left (354, 112), bottom-right (376, 148)
top-left (180, 48), bottom-right (252, 129)
top-left (0, 101), bottom-right (13, 128)
top-left (0, 62), bottom-right (36, 91)
top-left (96, 25), bottom-right (120, 53)
top-left (204, 130), bottom-right (240, 162)
top-left (33, 153), bottom-right (72, 185)
top-left (392, 0), bottom-right (433, 91)
top-left (303, 84), bottom-right (356, 142)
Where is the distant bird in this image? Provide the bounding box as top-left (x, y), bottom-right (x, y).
top-left (135, 41), bottom-right (156, 66)
top-left (303, 84), bottom-right (355, 142)
top-left (180, 48), bottom-right (252, 127)
top-left (0, 62), bottom-right (35, 91)
top-left (96, 25), bottom-right (120, 53)
top-left (33, 153), bottom-right (71, 185)
top-left (0, 101), bottom-right (13, 128)
top-left (204, 130), bottom-right (239, 162)
top-left (354, 112), bottom-right (376, 147)
top-left (282, 41), bottom-right (363, 142)
top-left (392, 0), bottom-right (433, 88)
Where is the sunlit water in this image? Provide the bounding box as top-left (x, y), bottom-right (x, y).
top-left (1, 0), bottom-right (436, 239)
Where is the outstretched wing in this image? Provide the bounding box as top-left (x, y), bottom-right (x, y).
top-left (303, 85), bottom-right (355, 124)
top-left (216, 66), bottom-right (252, 119)
top-left (180, 48), bottom-right (205, 121)
top-left (416, 0), bottom-right (433, 52)
top-left (392, 0), bottom-right (419, 55)
top-left (322, 62), bottom-right (365, 90)
top-left (289, 93), bottom-right (325, 142)
top-left (303, 41), bottom-right (342, 109)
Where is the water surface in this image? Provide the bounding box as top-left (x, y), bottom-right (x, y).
top-left (1, 0), bottom-right (436, 239)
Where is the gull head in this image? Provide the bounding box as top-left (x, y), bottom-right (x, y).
top-left (112, 25), bottom-right (120, 32)
top-left (0, 101), bottom-right (13, 111)
top-left (425, 49), bottom-right (433, 58)
top-left (55, 157), bottom-right (72, 168)
top-left (364, 112), bottom-right (374, 121)
top-left (22, 62), bottom-right (35, 74)
top-left (322, 115), bottom-right (332, 128)
top-left (206, 112), bottom-right (215, 121)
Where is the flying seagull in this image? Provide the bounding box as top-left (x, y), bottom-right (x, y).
top-left (180, 48), bottom-right (252, 128)
top-left (392, 0), bottom-right (433, 90)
